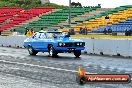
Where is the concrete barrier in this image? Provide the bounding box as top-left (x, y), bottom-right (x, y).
top-left (0, 36), bottom-right (27, 48)
top-left (0, 36), bottom-right (132, 57)
top-left (81, 38), bottom-right (132, 57)
top-left (80, 38), bottom-right (94, 54)
top-left (129, 40), bottom-right (132, 57)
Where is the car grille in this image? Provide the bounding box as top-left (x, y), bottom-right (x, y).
top-left (65, 43), bottom-right (74, 47)
top-left (58, 42), bottom-right (85, 47)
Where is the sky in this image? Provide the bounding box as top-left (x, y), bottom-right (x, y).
top-left (49, 0), bottom-right (132, 8)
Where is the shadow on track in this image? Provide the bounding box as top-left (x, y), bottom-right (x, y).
top-left (27, 53), bottom-right (82, 61)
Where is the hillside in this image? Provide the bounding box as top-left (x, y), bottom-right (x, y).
top-left (0, 0), bottom-right (67, 9)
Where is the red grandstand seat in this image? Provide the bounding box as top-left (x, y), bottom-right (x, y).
top-left (0, 6), bottom-right (54, 31)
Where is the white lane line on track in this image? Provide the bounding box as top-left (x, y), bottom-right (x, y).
top-left (0, 59), bottom-right (78, 73)
top-left (0, 59), bottom-right (95, 74)
top-left (0, 59), bottom-right (132, 81)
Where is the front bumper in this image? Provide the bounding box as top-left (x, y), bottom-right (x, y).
top-left (54, 47), bottom-right (85, 51)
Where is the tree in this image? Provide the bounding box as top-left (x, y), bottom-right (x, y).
top-left (71, 2), bottom-right (82, 7)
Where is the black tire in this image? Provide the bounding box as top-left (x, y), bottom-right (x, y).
top-left (28, 46), bottom-right (38, 55)
top-left (76, 75), bottom-right (86, 85)
top-left (74, 50), bottom-right (81, 58)
top-left (79, 76), bottom-right (86, 85)
top-left (100, 52), bottom-right (103, 55)
top-left (48, 45), bottom-right (57, 57)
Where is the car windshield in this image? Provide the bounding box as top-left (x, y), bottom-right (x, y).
top-left (46, 32), bottom-right (64, 38)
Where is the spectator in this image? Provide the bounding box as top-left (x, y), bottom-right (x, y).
top-left (31, 29), bottom-right (35, 34)
top-left (84, 27), bottom-right (88, 35)
top-left (25, 27), bottom-right (28, 35)
top-left (82, 28), bottom-right (85, 35)
top-left (79, 27), bottom-right (83, 34)
top-left (125, 29), bottom-right (128, 36)
top-left (40, 27), bottom-right (44, 32)
top-left (12, 29), bottom-right (18, 36)
top-left (29, 28), bottom-right (35, 36)
top-left (105, 16), bottom-right (109, 19)
top-left (125, 29), bottom-right (132, 36)
top-left (103, 28), bottom-right (107, 35)
top-left (53, 33), bottom-right (58, 38)
top-left (128, 30), bottom-right (132, 36)
top-left (69, 28), bottom-right (75, 35)
top-left (25, 29), bottom-right (30, 36)
top-left (108, 27), bottom-right (112, 34)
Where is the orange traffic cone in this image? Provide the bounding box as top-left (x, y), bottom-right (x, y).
top-left (78, 66), bottom-right (86, 76)
top-left (76, 66), bottom-right (86, 85)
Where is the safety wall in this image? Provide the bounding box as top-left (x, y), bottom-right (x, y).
top-left (81, 38), bottom-right (132, 57)
top-left (0, 36), bottom-right (132, 57)
top-left (0, 36), bottom-right (27, 48)
top-left (83, 38), bottom-right (132, 57)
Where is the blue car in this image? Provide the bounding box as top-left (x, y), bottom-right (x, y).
top-left (23, 31), bottom-right (85, 57)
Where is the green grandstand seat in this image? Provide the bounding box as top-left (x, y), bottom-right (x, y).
top-left (15, 6), bottom-right (101, 33)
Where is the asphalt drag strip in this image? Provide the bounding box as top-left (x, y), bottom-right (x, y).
top-left (0, 47), bottom-right (132, 88)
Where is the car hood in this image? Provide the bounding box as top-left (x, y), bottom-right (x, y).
top-left (55, 37), bottom-right (84, 42)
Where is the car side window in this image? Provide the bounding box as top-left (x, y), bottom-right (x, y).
top-left (46, 33), bottom-right (53, 38)
top-left (39, 33), bottom-right (46, 39)
top-left (33, 33), bottom-right (40, 38)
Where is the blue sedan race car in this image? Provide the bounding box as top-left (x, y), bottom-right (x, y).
top-left (23, 31), bottom-right (85, 57)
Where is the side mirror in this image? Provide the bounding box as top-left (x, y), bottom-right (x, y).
top-left (53, 36), bottom-right (57, 38)
top-left (32, 36), bottom-right (35, 38)
top-left (67, 32), bottom-right (71, 37)
top-left (65, 33), bottom-right (70, 37)
top-left (32, 33), bottom-right (37, 39)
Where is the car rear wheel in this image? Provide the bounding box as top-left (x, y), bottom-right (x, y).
top-left (28, 46), bottom-right (38, 55)
top-left (74, 50), bottom-right (81, 58)
top-left (48, 45), bottom-right (57, 57)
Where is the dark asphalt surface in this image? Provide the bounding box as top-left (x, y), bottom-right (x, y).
top-left (0, 47), bottom-right (132, 88)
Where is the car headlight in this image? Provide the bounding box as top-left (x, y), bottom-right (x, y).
top-left (80, 42), bottom-right (83, 46)
top-left (77, 43), bottom-right (80, 46)
top-left (58, 42), bottom-right (65, 46)
top-left (59, 43), bottom-right (63, 46)
top-left (62, 43), bottom-right (65, 46)
top-left (76, 42), bottom-right (84, 46)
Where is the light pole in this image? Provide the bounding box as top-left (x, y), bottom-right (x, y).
top-left (68, 0), bottom-right (71, 27)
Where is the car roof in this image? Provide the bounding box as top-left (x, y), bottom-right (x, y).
top-left (39, 31), bottom-right (62, 33)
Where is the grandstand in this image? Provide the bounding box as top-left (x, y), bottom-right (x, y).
top-left (14, 6), bottom-right (100, 33)
top-left (93, 7), bottom-right (132, 33)
top-left (0, 6), bottom-right (54, 35)
top-left (0, 7), bottom-right (23, 31)
top-left (69, 5), bottom-right (132, 33)
top-left (0, 3), bottom-right (132, 36)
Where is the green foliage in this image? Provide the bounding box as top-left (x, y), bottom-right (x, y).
top-left (0, 1), bottom-right (11, 6)
top-left (0, 0), bottom-right (67, 9)
top-left (42, 2), bottom-right (68, 9)
top-left (0, 0), bottom-right (9, 1)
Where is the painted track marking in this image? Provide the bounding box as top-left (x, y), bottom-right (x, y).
top-left (0, 59), bottom-right (132, 81)
top-left (0, 59), bottom-right (95, 74)
top-left (0, 59), bottom-right (78, 73)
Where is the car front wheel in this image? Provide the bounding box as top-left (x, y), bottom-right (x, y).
top-left (28, 46), bottom-right (38, 55)
top-left (74, 50), bottom-right (81, 58)
top-left (48, 45), bottom-right (57, 57)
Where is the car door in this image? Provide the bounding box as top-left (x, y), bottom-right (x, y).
top-left (38, 33), bottom-right (47, 51)
top-left (31, 33), bottom-right (41, 50)
top-left (45, 32), bottom-right (55, 46)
